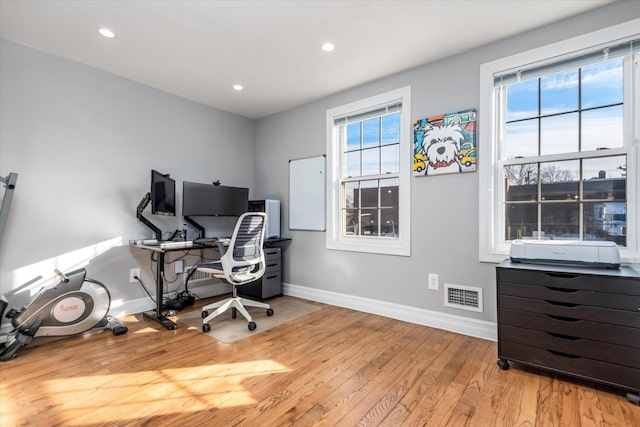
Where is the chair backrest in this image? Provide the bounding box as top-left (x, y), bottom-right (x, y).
top-left (220, 212), bottom-right (267, 285)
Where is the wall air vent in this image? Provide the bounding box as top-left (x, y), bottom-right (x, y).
top-left (444, 283), bottom-right (483, 313)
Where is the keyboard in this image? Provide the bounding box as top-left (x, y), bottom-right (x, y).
top-left (195, 237), bottom-right (219, 244)
top-left (159, 240), bottom-right (196, 249)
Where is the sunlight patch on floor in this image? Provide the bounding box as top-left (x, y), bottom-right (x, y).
top-left (40, 359), bottom-right (291, 424)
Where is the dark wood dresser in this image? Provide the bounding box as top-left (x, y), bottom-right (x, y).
top-left (496, 260), bottom-right (640, 404)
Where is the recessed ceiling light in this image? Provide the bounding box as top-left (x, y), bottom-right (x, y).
top-left (233, 84), bottom-right (243, 91)
top-left (98, 28), bottom-right (115, 38)
top-left (322, 43), bottom-right (335, 52)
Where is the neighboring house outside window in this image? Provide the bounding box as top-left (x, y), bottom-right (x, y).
top-left (326, 86), bottom-right (411, 256)
top-left (479, 20), bottom-right (639, 264)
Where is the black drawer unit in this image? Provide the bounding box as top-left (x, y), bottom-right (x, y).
top-left (496, 260), bottom-right (640, 404)
top-left (238, 247), bottom-right (282, 300)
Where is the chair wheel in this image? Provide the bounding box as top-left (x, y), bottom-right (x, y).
top-left (202, 324), bottom-right (211, 333)
top-left (201, 310), bottom-right (208, 319)
top-left (248, 322), bottom-right (257, 331)
top-left (497, 359), bottom-right (510, 370)
top-left (266, 308), bottom-right (274, 316)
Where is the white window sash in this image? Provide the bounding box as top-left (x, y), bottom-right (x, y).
top-left (326, 86), bottom-right (411, 256)
top-left (479, 19), bottom-right (640, 264)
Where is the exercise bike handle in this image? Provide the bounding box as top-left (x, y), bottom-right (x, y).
top-left (54, 269), bottom-right (69, 283)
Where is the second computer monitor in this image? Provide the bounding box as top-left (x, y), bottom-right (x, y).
top-left (182, 181), bottom-right (248, 217)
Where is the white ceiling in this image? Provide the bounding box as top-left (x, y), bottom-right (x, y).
top-left (0, 0), bottom-right (614, 119)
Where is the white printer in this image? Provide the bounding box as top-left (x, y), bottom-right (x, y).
top-left (509, 239), bottom-right (620, 269)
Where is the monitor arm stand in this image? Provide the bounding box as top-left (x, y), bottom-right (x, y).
top-left (184, 216), bottom-right (205, 239)
top-left (136, 192), bottom-right (162, 241)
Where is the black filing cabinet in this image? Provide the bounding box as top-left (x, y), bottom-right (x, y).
top-left (239, 247), bottom-right (282, 300)
top-left (496, 260), bottom-right (640, 404)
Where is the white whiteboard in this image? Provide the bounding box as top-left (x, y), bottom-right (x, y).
top-left (289, 155), bottom-right (326, 231)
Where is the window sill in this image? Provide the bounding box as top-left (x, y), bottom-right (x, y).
top-left (327, 237), bottom-right (410, 256)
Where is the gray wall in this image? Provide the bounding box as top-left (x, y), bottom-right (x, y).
top-left (1, 1), bottom-right (638, 333)
top-left (0, 38), bottom-right (255, 316)
top-left (253, 1), bottom-right (640, 324)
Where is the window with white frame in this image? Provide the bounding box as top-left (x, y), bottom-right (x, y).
top-left (326, 86), bottom-right (411, 256)
top-left (479, 20), bottom-right (639, 263)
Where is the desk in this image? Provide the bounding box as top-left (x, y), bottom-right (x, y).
top-left (133, 241), bottom-right (218, 330)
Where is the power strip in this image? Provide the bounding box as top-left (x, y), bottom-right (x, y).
top-left (165, 294), bottom-right (195, 310)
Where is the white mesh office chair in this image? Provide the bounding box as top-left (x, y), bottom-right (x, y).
top-left (198, 212), bottom-right (273, 332)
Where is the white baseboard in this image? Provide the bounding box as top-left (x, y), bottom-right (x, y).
top-left (283, 282), bottom-right (497, 342)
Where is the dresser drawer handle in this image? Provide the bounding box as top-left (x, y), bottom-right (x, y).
top-left (548, 314), bottom-right (580, 322)
top-left (547, 301), bottom-right (579, 308)
top-left (545, 286), bottom-right (578, 293)
top-left (547, 332), bottom-right (580, 340)
top-left (545, 272), bottom-right (579, 279)
top-left (266, 263), bottom-right (278, 268)
top-left (548, 350), bottom-right (580, 359)
top-left (266, 275), bottom-right (278, 280)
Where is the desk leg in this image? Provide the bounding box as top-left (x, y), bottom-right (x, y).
top-left (142, 251), bottom-right (177, 330)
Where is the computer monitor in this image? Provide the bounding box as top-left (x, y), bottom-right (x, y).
top-left (182, 182), bottom-right (248, 217)
top-left (150, 170), bottom-right (176, 216)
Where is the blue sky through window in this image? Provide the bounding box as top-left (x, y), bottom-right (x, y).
top-left (505, 58), bottom-right (624, 157)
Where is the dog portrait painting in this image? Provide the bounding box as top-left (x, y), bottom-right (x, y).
top-left (413, 109), bottom-right (477, 177)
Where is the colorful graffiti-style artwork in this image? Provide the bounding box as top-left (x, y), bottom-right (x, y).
top-left (413, 108), bottom-right (477, 177)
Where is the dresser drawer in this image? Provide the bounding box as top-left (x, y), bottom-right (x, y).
top-left (265, 247), bottom-right (281, 261)
top-left (498, 282), bottom-right (640, 312)
top-left (265, 259), bottom-right (281, 273)
top-left (499, 294), bottom-right (639, 327)
top-left (497, 267), bottom-right (640, 296)
top-left (499, 325), bottom-right (640, 368)
top-left (261, 271), bottom-right (281, 296)
top-left (500, 341), bottom-right (640, 391)
top-left (499, 308), bottom-right (640, 348)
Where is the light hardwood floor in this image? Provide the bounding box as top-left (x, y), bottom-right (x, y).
top-left (1, 296), bottom-right (638, 426)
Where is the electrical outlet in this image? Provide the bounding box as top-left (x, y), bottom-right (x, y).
top-left (129, 268), bottom-right (141, 283)
top-left (428, 273), bottom-right (439, 290)
top-left (175, 260), bottom-right (183, 274)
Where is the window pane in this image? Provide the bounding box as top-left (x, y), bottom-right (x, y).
top-left (581, 105), bottom-right (624, 151)
top-left (584, 201), bottom-right (626, 246)
top-left (380, 178), bottom-right (398, 207)
top-left (362, 118), bottom-right (380, 148)
top-left (381, 144), bottom-right (399, 174)
top-left (505, 164), bottom-right (538, 201)
top-left (362, 148), bottom-right (380, 176)
top-left (346, 151), bottom-right (360, 177)
top-left (344, 182), bottom-right (358, 208)
top-left (381, 208), bottom-right (398, 237)
top-left (344, 208), bottom-right (358, 235)
top-left (506, 119), bottom-right (538, 158)
top-left (505, 203), bottom-right (538, 240)
top-left (346, 122), bottom-right (361, 150)
top-left (540, 113), bottom-right (578, 155)
top-left (541, 69), bottom-right (579, 115)
top-left (540, 160), bottom-right (579, 201)
top-left (361, 208), bottom-right (378, 236)
top-left (583, 156), bottom-right (626, 200)
top-left (506, 79), bottom-right (538, 121)
top-left (381, 113), bottom-right (400, 144)
top-left (541, 203), bottom-right (579, 239)
top-left (582, 58), bottom-right (623, 109)
top-left (360, 180), bottom-right (378, 208)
